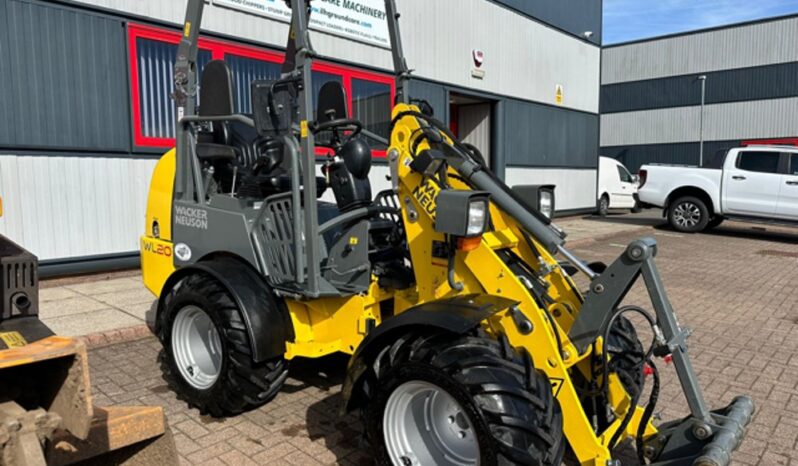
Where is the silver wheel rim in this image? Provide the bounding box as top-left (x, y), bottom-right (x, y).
top-left (172, 305), bottom-right (223, 390)
top-left (383, 381), bottom-right (479, 466)
top-left (673, 202), bottom-right (701, 228)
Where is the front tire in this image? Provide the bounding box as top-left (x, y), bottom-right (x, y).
top-left (668, 196), bottom-right (709, 232)
top-left (577, 316), bottom-right (644, 432)
top-left (158, 273), bottom-right (288, 417)
top-left (363, 332), bottom-right (565, 466)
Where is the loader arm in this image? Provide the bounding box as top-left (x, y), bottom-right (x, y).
top-left (387, 104), bottom-right (754, 465)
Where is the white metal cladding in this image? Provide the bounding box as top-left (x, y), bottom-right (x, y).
top-left (600, 97), bottom-right (798, 146)
top-left (400, 0), bottom-right (600, 113)
top-left (69, 0), bottom-right (600, 113)
top-left (602, 15), bottom-right (798, 84)
top-left (0, 155), bottom-right (156, 261)
top-left (504, 168), bottom-right (597, 210)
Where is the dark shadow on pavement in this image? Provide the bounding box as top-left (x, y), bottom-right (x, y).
top-left (292, 353), bottom-right (372, 465)
top-left (278, 353), bottom-right (350, 395)
top-left (305, 392), bottom-right (372, 465)
top-left (583, 211), bottom-right (665, 228)
top-left (699, 225), bottom-right (798, 245)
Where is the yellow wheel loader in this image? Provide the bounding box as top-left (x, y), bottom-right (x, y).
top-left (0, 199), bottom-right (177, 465)
top-left (141, 1), bottom-right (755, 464)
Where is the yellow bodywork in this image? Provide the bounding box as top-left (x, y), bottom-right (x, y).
top-left (387, 103), bottom-right (656, 464)
top-left (141, 149), bottom-right (176, 296)
top-left (141, 105), bottom-right (655, 465)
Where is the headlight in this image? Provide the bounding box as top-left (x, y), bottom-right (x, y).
top-left (510, 184), bottom-right (556, 223)
top-left (539, 191), bottom-right (553, 219)
top-left (435, 190), bottom-right (491, 238)
top-left (467, 200), bottom-right (489, 236)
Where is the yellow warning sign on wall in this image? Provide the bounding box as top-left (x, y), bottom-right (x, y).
top-left (555, 85), bottom-right (564, 105)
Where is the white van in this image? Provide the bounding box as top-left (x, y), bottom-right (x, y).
top-left (597, 156), bottom-right (639, 216)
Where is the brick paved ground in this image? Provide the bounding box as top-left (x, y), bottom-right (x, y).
top-left (87, 220), bottom-right (798, 465)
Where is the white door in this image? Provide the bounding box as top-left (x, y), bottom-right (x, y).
top-left (458, 103), bottom-right (492, 167)
top-left (611, 163), bottom-right (637, 208)
top-left (776, 152), bottom-right (798, 219)
top-left (722, 150), bottom-right (781, 216)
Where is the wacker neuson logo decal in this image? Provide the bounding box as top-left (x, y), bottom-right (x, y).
top-left (175, 205), bottom-right (209, 230)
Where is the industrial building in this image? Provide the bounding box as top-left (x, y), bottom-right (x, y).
top-left (601, 13), bottom-right (798, 171)
top-left (0, 0), bottom-right (601, 273)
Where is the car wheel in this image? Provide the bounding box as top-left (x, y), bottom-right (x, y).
top-left (598, 195), bottom-right (610, 217)
top-left (668, 196), bottom-right (709, 232)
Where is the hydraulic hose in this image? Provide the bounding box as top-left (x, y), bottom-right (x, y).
top-left (603, 305), bottom-right (658, 450)
top-left (391, 110), bottom-right (565, 254)
top-left (637, 359), bottom-right (660, 465)
top-left (447, 236), bottom-right (464, 291)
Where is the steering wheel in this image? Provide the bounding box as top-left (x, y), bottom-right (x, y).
top-left (312, 118), bottom-right (363, 147)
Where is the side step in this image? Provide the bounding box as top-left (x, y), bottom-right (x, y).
top-left (723, 214), bottom-right (798, 229)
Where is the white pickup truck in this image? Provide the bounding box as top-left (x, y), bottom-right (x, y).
top-left (637, 145), bottom-right (798, 232)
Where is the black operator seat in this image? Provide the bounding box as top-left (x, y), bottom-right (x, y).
top-left (196, 60), bottom-right (260, 168)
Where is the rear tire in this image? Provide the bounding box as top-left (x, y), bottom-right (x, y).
top-left (668, 196), bottom-right (709, 232)
top-left (598, 195), bottom-right (610, 217)
top-left (363, 332), bottom-right (565, 466)
top-left (158, 273), bottom-right (288, 417)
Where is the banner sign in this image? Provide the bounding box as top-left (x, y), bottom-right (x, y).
top-left (213, 0), bottom-right (390, 48)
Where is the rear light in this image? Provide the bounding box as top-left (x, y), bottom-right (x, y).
top-left (638, 169), bottom-right (647, 189)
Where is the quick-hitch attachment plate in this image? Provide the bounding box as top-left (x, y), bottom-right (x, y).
top-left (645, 395), bottom-right (755, 466)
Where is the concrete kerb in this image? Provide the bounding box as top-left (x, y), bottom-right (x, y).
top-left (78, 324), bottom-right (155, 349)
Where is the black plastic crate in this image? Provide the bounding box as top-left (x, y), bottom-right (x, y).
top-left (0, 235), bottom-right (38, 321)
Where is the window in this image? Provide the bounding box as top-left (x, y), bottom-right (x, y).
top-left (736, 151), bottom-right (781, 174)
top-left (789, 154), bottom-right (798, 175)
top-left (616, 165), bottom-right (633, 183)
top-left (135, 38), bottom-right (211, 140)
top-left (128, 23), bottom-right (394, 156)
top-left (352, 78), bottom-right (392, 150)
top-left (225, 54), bottom-right (281, 114)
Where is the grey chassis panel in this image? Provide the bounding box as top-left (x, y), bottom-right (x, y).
top-left (340, 293), bottom-right (518, 413)
top-left (172, 197), bottom-right (261, 272)
top-left (323, 219), bottom-right (371, 293)
top-left (156, 257), bottom-right (293, 363)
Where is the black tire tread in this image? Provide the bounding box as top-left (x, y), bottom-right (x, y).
top-left (159, 273), bottom-right (288, 417)
top-left (364, 332), bottom-right (565, 466)
top-left (605, 316), bottom-right (645, 398)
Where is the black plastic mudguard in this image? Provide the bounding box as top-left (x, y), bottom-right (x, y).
top-left (156, 256), bottom-right (294, 362)
top-left (341, 293), bottom-right (517, 413)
